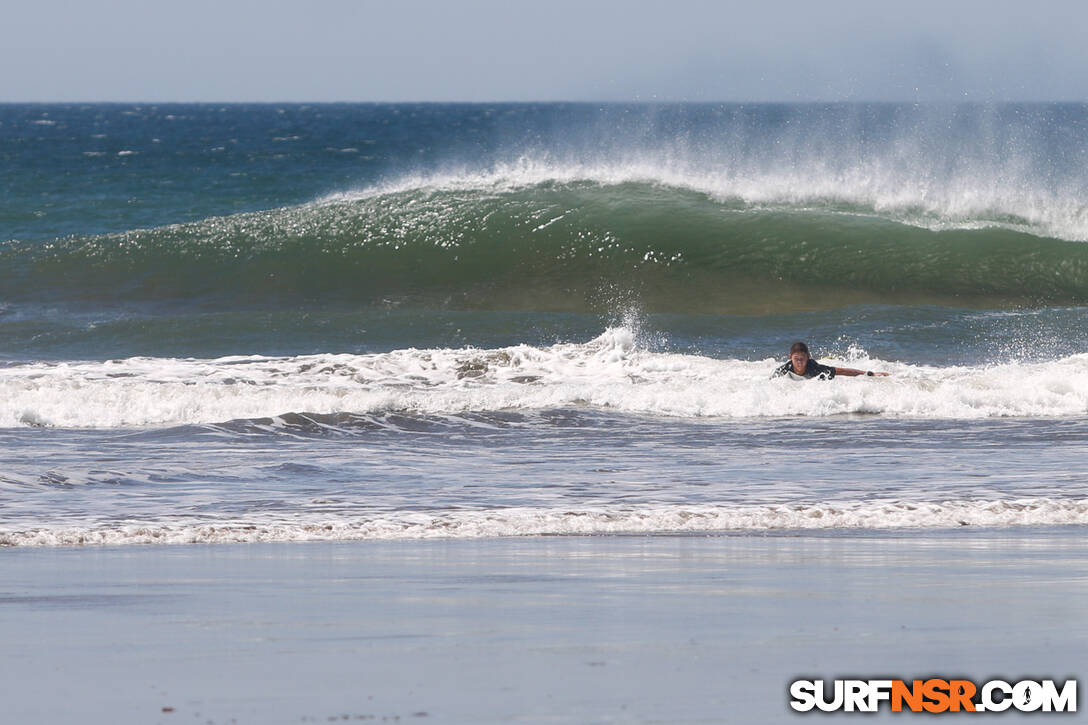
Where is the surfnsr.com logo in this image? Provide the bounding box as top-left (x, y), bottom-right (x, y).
top-left (789, 679), bottom-right (1077, 713)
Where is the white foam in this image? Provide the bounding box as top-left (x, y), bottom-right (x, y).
top-left (3, 498), bottom-right (1085, 547)
top-left (2, 330), bottom-right (1087, 428)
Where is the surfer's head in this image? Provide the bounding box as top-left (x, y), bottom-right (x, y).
top-left (789, 341), bottom-right (810, 373)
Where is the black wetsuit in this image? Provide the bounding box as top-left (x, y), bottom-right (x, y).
top-left (772, 359), bottom-right (836, 380)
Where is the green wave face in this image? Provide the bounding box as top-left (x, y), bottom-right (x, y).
top-left (5, 179), bottom-right (1088, 314)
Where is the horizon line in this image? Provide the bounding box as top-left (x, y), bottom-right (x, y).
top-left (4, 98), bottom-right (1088, 105)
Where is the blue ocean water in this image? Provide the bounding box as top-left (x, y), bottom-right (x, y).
top-left (1, 103), bottom-right (1086, 546)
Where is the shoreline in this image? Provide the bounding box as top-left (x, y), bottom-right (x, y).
top-left (3, 529), bottom-right (1085, 723)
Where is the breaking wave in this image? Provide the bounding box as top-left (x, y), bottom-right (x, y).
top-left (3, 166), bottom-right (1088, 313)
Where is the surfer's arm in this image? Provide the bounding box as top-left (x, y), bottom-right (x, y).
top-left (834, 367), bottom-right (890, 377)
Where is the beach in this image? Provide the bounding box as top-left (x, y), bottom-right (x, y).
top-left (4, 531), bottom-right (1085, 723)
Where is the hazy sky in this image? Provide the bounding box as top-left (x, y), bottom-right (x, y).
top-left (4, 0), bottom-right (1087, 102)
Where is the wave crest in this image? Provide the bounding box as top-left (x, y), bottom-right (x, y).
top-left (4, 173), bottom-right (1088, 312)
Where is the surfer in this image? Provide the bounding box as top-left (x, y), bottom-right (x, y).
top-left (772, 342), bottom-right (890, 380)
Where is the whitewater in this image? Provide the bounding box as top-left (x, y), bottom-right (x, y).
top-left (2, 326), bottom-right (1088, 429)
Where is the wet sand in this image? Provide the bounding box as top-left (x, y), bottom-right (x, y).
top-left (2, 529), bottom-right (1085, 724)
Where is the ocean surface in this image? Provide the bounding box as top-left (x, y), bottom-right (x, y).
top-left (2, 102), bottom-right (1087, 547)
